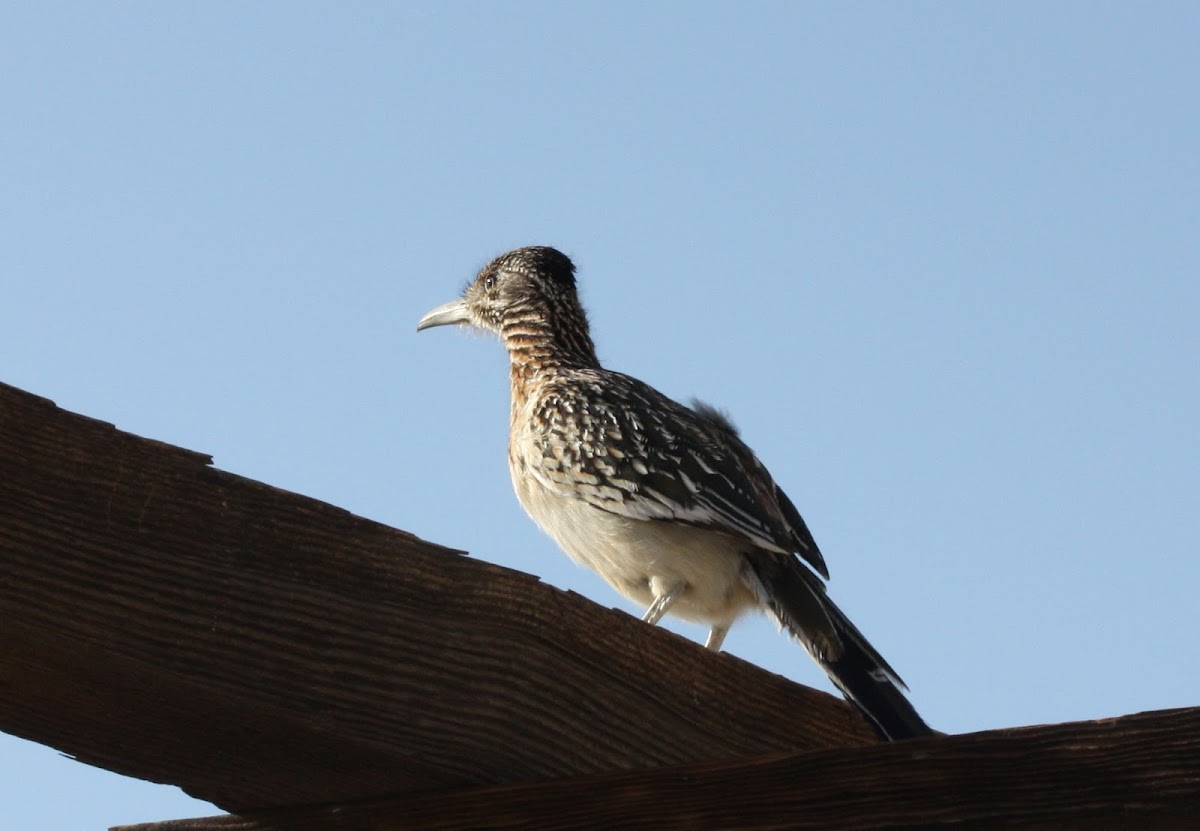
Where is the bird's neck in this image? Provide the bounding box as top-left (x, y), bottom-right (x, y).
top-left (502, 302), bottom-right (600, 392)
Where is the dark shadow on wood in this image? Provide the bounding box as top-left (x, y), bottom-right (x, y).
top-left (116, 707), bottom-right (1200, 831)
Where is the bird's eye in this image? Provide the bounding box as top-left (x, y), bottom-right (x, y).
top-left (484, 275), bottom-right (496, 291)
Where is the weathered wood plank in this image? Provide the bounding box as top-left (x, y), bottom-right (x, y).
top-left (115, 707), bottom-right (1200, 831)
top-left (0, 380), bottom-right (874, 812)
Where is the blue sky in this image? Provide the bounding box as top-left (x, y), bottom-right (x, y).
top-left (2, 3), bottom-right (1198, 828)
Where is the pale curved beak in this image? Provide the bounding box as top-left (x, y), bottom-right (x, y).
top-left (417, 298), bottom-right (471, 332)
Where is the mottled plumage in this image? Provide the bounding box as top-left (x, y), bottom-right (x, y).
top-left (418, 245), bottom-right (932, 740)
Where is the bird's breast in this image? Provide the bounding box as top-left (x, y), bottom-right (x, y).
top-left (507, 423), bottom-right (755, 625)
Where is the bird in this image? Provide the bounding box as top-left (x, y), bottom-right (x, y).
top-left (417, 245), bottom-right (933, 741)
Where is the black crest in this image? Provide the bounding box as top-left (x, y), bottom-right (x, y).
top-left (495, 246), bottom-right (577, 291)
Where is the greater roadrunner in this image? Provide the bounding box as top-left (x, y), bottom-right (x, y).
top-left (418, 246), bottom-right (932, 741)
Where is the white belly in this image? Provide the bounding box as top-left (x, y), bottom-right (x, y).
top-left (510, 460), bottom-right (757, 626)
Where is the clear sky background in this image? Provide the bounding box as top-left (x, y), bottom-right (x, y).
top-left (2, 3), bottom-right (1197, 828)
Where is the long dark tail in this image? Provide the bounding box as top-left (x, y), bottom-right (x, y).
top-left (743, 554), bottom-right (933, 741)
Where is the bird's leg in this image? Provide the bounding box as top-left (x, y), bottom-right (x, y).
top-left (705, 624), bottom-right (730, 652)
top-left (642, 581), bottom-right (685, 626)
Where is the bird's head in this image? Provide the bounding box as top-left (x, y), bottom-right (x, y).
top-left (418, 246), bottom-right (597, 367)
top-left (417, 246), bottom-right (578, 335)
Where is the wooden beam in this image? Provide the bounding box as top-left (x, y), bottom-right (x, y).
top-left (0, 381), bottom-right (874, 813)
top-left (115, 707), bottom-right (1200, 831)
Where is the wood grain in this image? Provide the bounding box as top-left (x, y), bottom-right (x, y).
top-left (116, 707), bottom-right (1200, 831)
top-left (0, 380), bottom-right (874, 813)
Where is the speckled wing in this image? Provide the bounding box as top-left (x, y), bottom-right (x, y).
top-left (528, 370), bottom-right (830, 579)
